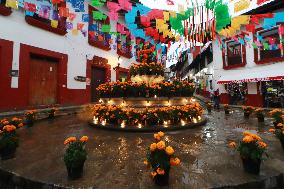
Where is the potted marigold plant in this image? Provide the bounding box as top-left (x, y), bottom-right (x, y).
top-left (269, 109), bottom-right (283, 128)
top-left (224, 104), bottom-right (230, 115)
top-left (24, 110), bottom-right (37, 126)
top-left (10, 117), bottom-right (24, 128)
top-left (242, 106), bottom-right (254, 118)
top-left (228, 131), bottom-right (267, 174)
top-left (0, 125), bottom-right (19, 160)
top-left (269, 123), bottom-right (284, 150)
top-left (0, 119), bottom-right (10, 130)
top-left (64, 136), bottom-right (88, 180)
top-left (255, 108), bottom-right (265, 122)
top-left (144, 131), bottom-right (180, 186)
top-left (206, 102), bottom-right (213, 113)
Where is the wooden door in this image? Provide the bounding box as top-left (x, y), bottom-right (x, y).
top-left (29, 55), bottom-right (58, 106)
top-left (91, 67), bottom-right (106, 102)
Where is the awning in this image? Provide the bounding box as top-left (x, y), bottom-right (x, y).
top-left (217, 68), bottom-right (284, 84)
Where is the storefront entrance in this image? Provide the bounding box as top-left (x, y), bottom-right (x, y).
top-left (261, 81), bottom-right (284, 108)
top-left (226, 83), bottom-right (247, 105)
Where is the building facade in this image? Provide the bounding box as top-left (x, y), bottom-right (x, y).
top-left (0, 1), bottom-right (138, 111)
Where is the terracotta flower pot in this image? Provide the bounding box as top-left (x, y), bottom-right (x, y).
top-left (241, 157), bottom-right (261, 174)
top-left (0, 147), bottom-right (17, 160)
top-left (154, 170), bottom-right (170, 186)
top-left (66, 161), bottom-right (85, 180)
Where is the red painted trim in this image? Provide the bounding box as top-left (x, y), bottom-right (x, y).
top-left (19, 44), bottom-right (68, 107)
top-left (217, 76), bottom-right (284, 84)
top-left (115, 67), bottom-right (129, 81)
top-left (88, 5), bottom-right (111, 51)
top-left (220, 93), bottom-right (230, 104)
top-left (0, 39), bottom-right (14, 110)
top-left (245, 94), bottom-right (263, 107)
top-left (0, 4), bottom-right (12, 16)
top-left (222, 39), bottom-right (247, 70)
top-left (253, 23), bottom-right (284, 65)
top-left (25, 16), bottom-right (67, 36)
top-left (86, 56), bottom-right (111, 102)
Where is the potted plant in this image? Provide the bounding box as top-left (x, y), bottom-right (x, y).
top-left (144, 131), bottom-right (180, 186)
top-left (228, 131), bottom-right (267, 174)
top-left (0, 119), bottom-right (10, 130)
top-left (24, 110), bottom-right (37, 127)
top-left (10, 117), bottom-right (24, 128)
top-left (0, 125), bottom-right (19, 160)
top-left (224, 104), bottom-right (230, 115)
top-left (269, 109), bottom-right (283, 128)
top-left (255, 108), bottom-right (265, 122)
top-left (269, 123), bottom-right (284, 150)
top-left (242, 106), bottom-right (254, 118)
top-left (206, 102), bottom-right (213, 113)
top-left (64, 136), bottom-right (88, 180)
top-left (47, 107), bottom-right (58, 119)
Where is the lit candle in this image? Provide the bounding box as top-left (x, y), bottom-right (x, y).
top-left (154, 95), bottom-right (157, 98)
top-left (197, 116), bottom-right (201, 120)
top-left (193, 118), bottom-right (197, 123)
top-left (101, 120), bottom-right (106, 126)
top-left (121, 121), bottom-right (126, 128)
top-left (93, 116), bottom-right (98, 124)
top-left (138, 123), bottom-right (142, 128)
top-left (181, 119), bottom-right (186, 126)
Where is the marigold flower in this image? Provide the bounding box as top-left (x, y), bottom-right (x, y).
top-left (156, 168), bottom-right (165, 175)
top-left (269, 128), bottom-right (276, 133)
top-left (151, 171), bottom-right (157, 178)
top-left (157, 131), bottom-right (164, 137)
top-left (228, 142), bottom-right (237, 148)
top-left (157, 141), bottom-right (166, 150)
top-left (258, 141), bottom-right (267, 149)
top-left (80, 136), bottom-right (88, 143)
top-left (251, 134), bottom-right (261, 141)
top-left (170, 157), bottom-right (181, 166)
top-left (64, 137), bottom-right (76, 145)
top-left (165, 146), bottom-right (174, 155)
top-left (243, 131), bottom-right (251, 136)
top-left (143, 160), bottom-right (148, 165)
top-left (18, 123), bottom-right (24, 127)
top-left (154, 133), bottom-right (161, 141)
top-left (3, 125), bottom-right (16, 132)
top-left (243, 135), bottom-right (254, 143)
top-left (150, 143), bottom-right (157, 151)
top-left (277, 123), bottom-right (284, 128)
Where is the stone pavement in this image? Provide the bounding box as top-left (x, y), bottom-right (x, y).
top-left (0, 108), bottom-right (284, 189)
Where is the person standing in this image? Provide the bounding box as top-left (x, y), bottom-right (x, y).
top-left (214, 89), bottom-right (220, 109)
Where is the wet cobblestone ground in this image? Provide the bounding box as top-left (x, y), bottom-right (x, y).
top-left (0, 108), bottom-right (284, 189)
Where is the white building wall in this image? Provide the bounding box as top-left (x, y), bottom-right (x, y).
top-left (0, 3), bottom-right (137, 89)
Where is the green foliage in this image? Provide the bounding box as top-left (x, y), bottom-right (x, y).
top-left (237, 141), bottom-right (266, 160)
top-left (0, 131), bottom-right (19, 151)
top-left (147, 147), bottom-right (171, 172)
top-left (64, 141), bottom-right (87, 169)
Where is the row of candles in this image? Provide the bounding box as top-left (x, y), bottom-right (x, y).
top-left (93, 116), bottom-right (202, 129)
top-left (99, 97), bottom-right (197, 107)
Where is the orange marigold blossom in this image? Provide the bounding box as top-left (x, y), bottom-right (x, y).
top-left (170, 157), bottom-right (181, 166)
top-left (228, 142), bottom-right (237, 148)
top-left (2, 125), bottom-right (17, 132)
top-left (154, 133), bottom-right (161, 141)
top-left (156, 141), bottom-right (166, 150)
top-left (165, 146), bottom-right (175, 155)
top-left (157, 131), bottom-right (164, 137)
top-left (243, 135), bottom-right (254, 143)
top-left (269, 128), bottom-right (276, 133)
top-left (64, 137), bottom-right (77, 145)
top-left (150, 143), bottom-right (157, 151)
top-left (18, 123), bottom-right (24, 127)
top-left (143, 160), bottom-right (148, 165)
top-left (80, 136), bottom-right (89, 143)
top-left (156, 168), bottom-right (165, 175)
top-left (258, 141), bottom-right (267, 149)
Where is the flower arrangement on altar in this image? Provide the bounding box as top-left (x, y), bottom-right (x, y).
top-left (269, 109), bottom-right (283, 127)
top-left (92, 103), bottom-right (203, 127)
top-left (229, 131), bottom-right (267, 174)
top-left (64, 136), bottom-right (88, 180)
top-left (24, 110), bottom-right (37, 126)
top-left (255, 108), bottom-right (265, 122)
top-left (0, 125), bottom-right (19, 160)
top-left (96, 80), bottom-right (195, 98)
top-left (129, 62), bottom-right (164, 77)
top-left (242, 106), bottom-right (255, 118)
top-left (269, 123), bottom-right (284, 150)
top-left (144, 132), bottom-right (180, 186)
